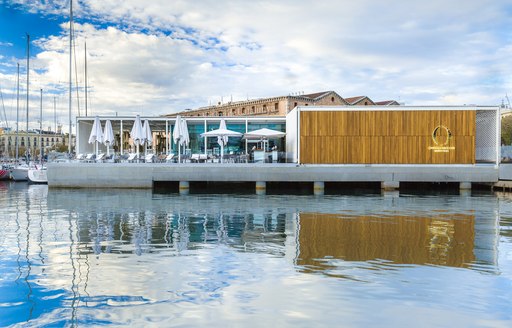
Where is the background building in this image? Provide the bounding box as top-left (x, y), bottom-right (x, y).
top-left (166, 91), bottom-right (399, 118)
top-left (0, 127), bottom-right (68, 159)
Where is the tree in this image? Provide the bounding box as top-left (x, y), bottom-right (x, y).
top-left (502, 115), bottom-right (512, 145)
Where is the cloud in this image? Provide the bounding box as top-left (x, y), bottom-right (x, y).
top-left (1, 0), bottom-right (511, 130)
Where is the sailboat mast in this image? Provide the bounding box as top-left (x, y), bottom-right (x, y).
top-left (26, 34), bottom-right (29, 149)
top-left (39, 89), bottom-right (43, 164)
top-left (85, 41), bottom-right (88, 117)
top-left (68, 0), bottom-right (73, 154)
top-left (54, 97), bottom-right (56, 135)
top-left (15, 63), bottom-right (19, 162)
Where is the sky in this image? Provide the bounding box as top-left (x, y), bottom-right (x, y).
top-left (0, 0), bottom-right (511, 133)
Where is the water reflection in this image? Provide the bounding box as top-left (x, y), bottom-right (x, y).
top-left (0, 183), bottom-right (509, 327)
top-left (297, 213), bottom-right (477, 269)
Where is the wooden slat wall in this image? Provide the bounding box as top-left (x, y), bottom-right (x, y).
top-left (299, 110), bottom-right (476, 164)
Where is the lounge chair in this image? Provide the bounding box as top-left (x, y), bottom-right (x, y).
top-left (127, 153), bottom-right (138, 163)
top-left (84, 153), bottom-right (96, 163)
top-left (145, 154), bottom-right (156, 163)
top-left (165, 153), bottom-right (175, 163)
top-left (191, 154), bottom-right (208, 163)
top-left (75, 153), bottom-right (85, 161)
top-left (96, 153), bottom-right (106, 162)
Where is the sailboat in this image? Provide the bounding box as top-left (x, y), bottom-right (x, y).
top-left (28, 89), bottom-right (47, 183)
top-left (10, 36), bottom-right (31, 181)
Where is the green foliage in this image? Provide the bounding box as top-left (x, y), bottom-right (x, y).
top-left (502, 116), bottom-right (512, 145)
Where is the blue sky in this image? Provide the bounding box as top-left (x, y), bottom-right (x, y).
top-left (0, 0), bottom-right (511, 133)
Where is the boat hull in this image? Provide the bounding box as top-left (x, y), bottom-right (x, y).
top-left (0, 169), bottom-right (10, 180)
top-left (10, 167), bottom-right (29, 181)
top-left (28, 168), bottom-right (48, 184)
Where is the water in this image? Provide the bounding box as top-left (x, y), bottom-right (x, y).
top-left (1, 182), bottom-right (511, 327)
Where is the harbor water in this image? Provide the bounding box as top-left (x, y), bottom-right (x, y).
top-left (1, 182), bottom-right (511, 327)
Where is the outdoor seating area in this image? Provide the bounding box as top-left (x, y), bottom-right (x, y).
top-left (71, 150), bottom-right (287, 164)
top-left (79, 115), bottom-right (288, 165)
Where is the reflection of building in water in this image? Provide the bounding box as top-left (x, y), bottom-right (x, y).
top-left (72, 210), bottom-right (291, 257)
top-left (296, 212), bottom-right (498, 270)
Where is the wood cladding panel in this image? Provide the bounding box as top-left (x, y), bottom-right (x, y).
top-left (299, 110), bottom-right (475, 164)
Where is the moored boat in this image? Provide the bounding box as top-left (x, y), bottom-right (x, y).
top-left (10, 164), bottom-right (29, 181)
top-left (27, 165), bottom-right (47, 184)
top-left (0, 166), bottom-right (10, 180)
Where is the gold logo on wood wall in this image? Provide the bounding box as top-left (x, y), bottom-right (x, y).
top-left (428, 125), bottom-right (455, 152)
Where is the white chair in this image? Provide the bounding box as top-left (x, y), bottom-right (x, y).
top-left (165, 153), bottom-right (175, 163)
top-left (75, 153), bottom-right (85, 161)
top-left (127, 153), bottom-right (138, 163)
top-left (96, 153), bottom-right (106, 162)
top-left (84, 153), bottom-right (96, 163)
top-left (145, 154), bottom-right (155, 163)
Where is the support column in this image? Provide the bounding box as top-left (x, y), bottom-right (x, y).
top-left (179, 181), bottom-right (189, 195)
top-left (381, 181), bottom-right (399, 191)
top-left (459, 182), bottom-right (471, 190)
top-left (459, 182), bottom-right (471, 196)
top-left (256, 181), bottom-right (266, 195)
top-left (313, 181), bottom-right (324, 196)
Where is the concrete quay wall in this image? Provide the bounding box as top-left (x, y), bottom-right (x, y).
top-left (47, 163), bottom-right (499, 189)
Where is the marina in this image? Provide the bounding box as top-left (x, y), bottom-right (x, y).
top-left (1, 2), bottom-right (511, 327)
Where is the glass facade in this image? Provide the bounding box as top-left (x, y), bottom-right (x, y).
top-left (77, 117), bottom-right (286, 156)
top-left (166, 120), bottom-right (285, 155)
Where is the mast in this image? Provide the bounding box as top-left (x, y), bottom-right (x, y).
top-left (26, 33), bottom-right (30, 153)
top-left (15, 63), bottom-right (19, 162)
top-left (85, 41), bottom-right (88, 116)
top-left (54, 97), bottom-right (57, 135)
top-left (39, 89), bottom-right (43, 164)
top-left (68, 0), bottom-right (73, 154)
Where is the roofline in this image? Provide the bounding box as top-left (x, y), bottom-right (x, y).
top-left (294, 105), bottom-right (500, 112)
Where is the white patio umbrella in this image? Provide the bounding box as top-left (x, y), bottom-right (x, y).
top-left (243, 128), bottom-right (286, 151)
top-left (217, 118), bottom-right (228, 148)
top-left (88, 116), bottom-right (104, 156)
top-left (180, 117), bottom-right (190, 155)
top-left (103, 119), bottom-right (115, 157)
top-left (173, 115), bottom-right (183, 162)
top-left (201, 126), bottom-right (242, 163)
top-left (130, 115), bottom-right (144, 161)
top-left (142, 119), bottom-right (153, 156)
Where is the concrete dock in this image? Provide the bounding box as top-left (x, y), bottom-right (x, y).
top-left (47, 162), bottom-right (499, 192)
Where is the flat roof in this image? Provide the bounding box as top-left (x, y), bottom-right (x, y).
top-left (292, 105), bottom-right (499, 112)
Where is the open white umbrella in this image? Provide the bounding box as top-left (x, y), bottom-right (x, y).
top-left (243, 128), bottom-right (286, 151)
top-left (88, 116), bottom-right (104, 156)
top-left (103, 119), bottom-right (115, 157)
top-left (142, 119), bottom-right (152, 156)
top-left (201, 125), bottom-right (242, 163)
top-left (130, 115), bottom-right (144, 161)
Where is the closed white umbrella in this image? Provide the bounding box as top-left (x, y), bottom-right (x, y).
top-left (88, 116), bottom-right (104, 156)
top-left (201, 126), bottom-right (242, 163)
top-left (180, 117), bottom-right (189, 148)
top-left (172, 115), bottom-right (183, 162)
top-left (217, 118), bottom-right (228, 148)
top-left (130, 115), bottom-right (144, 161)
top-left (142, 119), bottom-right (152, 156)
top-left (103, 119), bottom-right (115, 156)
